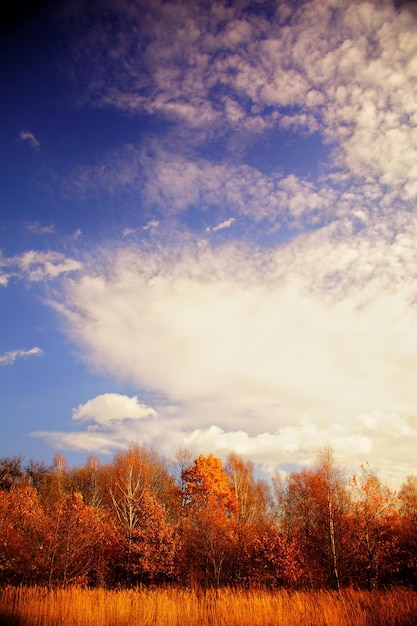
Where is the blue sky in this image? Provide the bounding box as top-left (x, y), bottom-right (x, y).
top-left (1, 0), bottom-right (417, 487)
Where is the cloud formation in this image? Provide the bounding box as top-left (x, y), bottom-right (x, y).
top-left (2, 251), bottom-right (82, 283)
top-left (56, 0), bottom-right (417, 253)
top-left (69, 0), bottom-right (417, 198)
top-left (26, 222), bottom-right (55, 235)
top-left (25, 0), bottom-right (417, 488)
top-left (72, 393), bottom-right (157, 425)
top-left (18, 130), bottom-right (40, 149)
top-left (208, 218), bottom-right (235, 232)
top-left (0, 347), bottom-right (43, 366)
top-left (45, 218), bottom-right (417, 486)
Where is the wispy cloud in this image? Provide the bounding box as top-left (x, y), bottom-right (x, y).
top-left (33, 429), bottom-right (128, 456)
top-left (68, 0), bottom-right (417, 198)
top-left (123, 221), bottom-right (160, 237)
top-left (0, 253), bottom-right (10, 287)
top-left (0, 347), bottom-right (43, 366)
top-left (26, 222), bottom-right (55, 235)
top-left (207, 218), bottom-right (235, 232)
top-left (11, 250), bottom-right (82, 282)
top-left (0, 274), bottom-right (9, 287)
top-left (140, 149), bottom-right (335, 227)
top-left (18, 130), bottom-right (40, 149)
top-left (143, 220), bottom-right (160, 231)
top-left (61, 0), bottom-right (417, 242)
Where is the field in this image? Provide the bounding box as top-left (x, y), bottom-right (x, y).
top-left (1, 586), bottom-right (417, 626)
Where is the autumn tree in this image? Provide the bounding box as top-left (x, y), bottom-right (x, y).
top-left (3, 445), bottom-right (417, 591)
top-left (275, 469), bottom-right (324, 586)
top-left (275, 447), bottom-right (349, 589)
top-left (227, 453), bottom-right (270, 527)
top-left (38, 453), bottom-right (69, 508)
top-left (45, 492), bottom-right (111, 587)
top-left (349, 464), bottom-right (400, 589)
top-left (174, 447), bottom-right (193, 511)
top-left (180, 454), bottom-right (237, 587)
top-left (395, 475), bottom-right (417, 587)
top-left (0, 455), bottom-right (23, 490)
top-left (240, 524), bottom-right (304, 588)
top-left (0, 484), bottom-right (49, 585)
top-left (226, 453), bottom-right (287, 586)
top-left (106, 445), bottom-right (178, 585)
top-left (313, 446), bottom-right (349, 590)
top-left (67, 456), bottom-right (103, 509)
top-left (399, 475), bottom-right (417, 521)
top-left (24, 459), bottom-right (51, 494)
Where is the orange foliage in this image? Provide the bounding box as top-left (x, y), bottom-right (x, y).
top-left (349, 464), bottom-right (400, 589)
top-left (0, 485), bottom-right (47, 585)
top-left (1, 447), bottom-right (417, 590)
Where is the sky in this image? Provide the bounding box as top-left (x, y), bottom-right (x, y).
top-left (1, 0), bottom-right (417, 488)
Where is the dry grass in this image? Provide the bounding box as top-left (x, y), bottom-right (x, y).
top-left (1, 585), bottom-right (417, 626)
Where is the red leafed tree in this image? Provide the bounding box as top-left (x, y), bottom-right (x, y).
top-left (227, 453), bottom-right (270, 527)
top-left (180, 454), bottom-right (238, 587)
top-left (45, 492), bottom-right (112, 587)
top-left (226, 453), bottom-right (291, 587)
top-left (66, 456), bottom-right (103, 509)
top-left (349, 464), bottom-right (400, 589)
top-left (0, 485), bottom-right (49, 585)
top-left (398, 475), bottom-right (417, 586)
top-left (240, 524), bottom-right (304, 588)
top-left (106, 445), bottom-right (178, 585)
top-left (182, 454), bottom-right (237, 513)
top-left (111, 491), bottom-right (178, 585)
top-left (0, 455), bottom-right (23, 491)
top-left (275, 447), bottom-right (350, 589)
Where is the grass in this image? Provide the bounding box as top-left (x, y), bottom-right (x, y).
top-left (1, 585), bottom-right (417, 626)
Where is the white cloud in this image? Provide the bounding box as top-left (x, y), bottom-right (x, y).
top-left (0, 251), bottom-right (82, 285)
top-left (34, 393), bottom-right (159, 455)
top-left (0, 253), bottom-right (9, 286)
top-left (143, 220), bottom-right (160, 231)
top-left (68, 139), bottom-right (413, 239)
top-left (0, 347), bottom-right (43, 366)
top-left (207, 218), bottom-right (235, 232)
top-left (140, 148), bottom-right (341, 227)
top-left (123, 221), bottom-right (160, 238)
top-left (13, 250), bottom-right (82, 282)
top-left (62, 0), bottom-right (417, 240)
top-left (30, 0), bottom-right (417, 488)
top-left (18, 130), bottom-right (40, 149)
top-left (68, 0), bottom-right (417, 203)
top-left (72, 393), bottom-right (157, 425)
top-left (33, 430), bottom-right (128, 455)
top-left (46, 222), bottom-right (417, 487)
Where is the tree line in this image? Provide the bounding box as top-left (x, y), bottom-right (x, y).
top-left (0, 445), bottom-right (416, 590)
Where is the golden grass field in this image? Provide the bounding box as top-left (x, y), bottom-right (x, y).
top-left (1, 585), bottom-right (417, 626)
